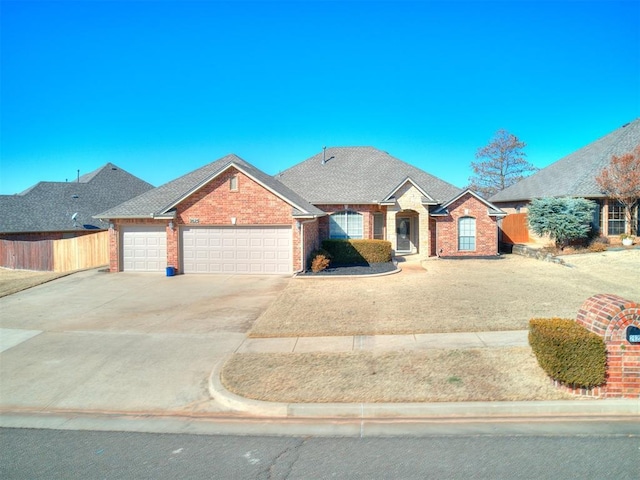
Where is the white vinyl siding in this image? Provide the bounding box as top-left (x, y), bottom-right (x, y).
top-left (329, 211), bottom-right (363, 239)
top-left (182, 226), bottom-right (292, 274)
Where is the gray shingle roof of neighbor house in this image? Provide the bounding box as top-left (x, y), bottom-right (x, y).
top-left (490, 119), bottom-right (640, 203)
top-left (275, 146), bottom-right (463, 204)
top-left (95, 154), bottom-right (325, 219)
top-left (0, 163), bottom-right (154, 234)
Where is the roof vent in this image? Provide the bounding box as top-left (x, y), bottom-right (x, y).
top-left (321, 146), bottom-right (334, 165)
top-left (71, 194), bottom-right (79, 199)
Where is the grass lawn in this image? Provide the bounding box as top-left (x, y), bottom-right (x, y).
top-left (249, 253), bottom-right (640, 337)
top-left (0, 269), bottom-right (68, 298)
top-left (221, 347), bottom-right (573, 403)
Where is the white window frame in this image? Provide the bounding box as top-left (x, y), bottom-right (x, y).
top-left (373, 212), bottom-right (384, 239)
top-left (458, 216), bottom-right (476, 251)
top-left (329, 211), bottom-right (363, 239)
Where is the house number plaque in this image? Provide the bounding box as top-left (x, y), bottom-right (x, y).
top-left (189, 218), bottom-right (200, 224)
top-left (626, 325), bottom-right (640, 344)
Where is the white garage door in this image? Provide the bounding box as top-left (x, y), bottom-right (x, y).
top-left (182, 226), bottom-right (292, 274)
top-left (121, 226), bottom-right (167, 272)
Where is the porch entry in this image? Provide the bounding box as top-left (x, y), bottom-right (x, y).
top-left (396, 214), bottom-right (417, 253)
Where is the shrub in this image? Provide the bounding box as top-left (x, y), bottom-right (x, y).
top-left (529, 318), bottom-right (606, 388)
top-left (590, 235), bottom-right (609, 245)
top-left (321, 239), bottom-right (392, 264)
top-left (309, 249), bottom-right (332, 273)
top-left (528, 197), bottom-right (596, 249)
top-left (588, 242), bottom-right (608, 253)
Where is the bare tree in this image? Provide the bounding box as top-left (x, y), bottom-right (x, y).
top-left (596, 145), bottom-right (640, 235)
top-left (469, 129), bottom-right (536, 198)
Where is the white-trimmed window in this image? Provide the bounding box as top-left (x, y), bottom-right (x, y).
top-left (229, 174), bottom-right (238, 191)
top-left (608, 201), bottom-right (625, 235)
top-left (330, 211), bottom-right (363, 239)
top-left (458, 216), bottom-right (476, 251)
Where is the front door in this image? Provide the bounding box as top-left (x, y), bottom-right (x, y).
top-left (396, 217), bottom-right (411, 252)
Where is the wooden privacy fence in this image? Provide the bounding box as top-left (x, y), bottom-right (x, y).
top-left (0, 239), bottom-right (53, 271)
top-left (53, 231), bottom-right (109, 272)
top-left (0, 231), bottom-right (109, 272)
top-left (500, 213), bottom-right (530, 244)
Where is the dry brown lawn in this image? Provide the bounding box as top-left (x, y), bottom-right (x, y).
top-left (221, 347), bottom-right (573, 402)
top-left (0, 269), bottom-right (68, 298)
top-left (250, 251), bottom-right (640, 337)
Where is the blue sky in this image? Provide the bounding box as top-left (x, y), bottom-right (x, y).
top-left (1, 0), bottom-right (639, 194)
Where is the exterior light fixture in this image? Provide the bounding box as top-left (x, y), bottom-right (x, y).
top-left (231, 217), bottom-right (237, 225)
top-left (169, 220), bottom-right (174, 231)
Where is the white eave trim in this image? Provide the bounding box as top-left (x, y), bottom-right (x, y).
top-left (382, 177), bottom-right (436, 204)
top-left (160, 162), bottom-right (315, 216)
top-left (441, 189), bottom-right (507, 215)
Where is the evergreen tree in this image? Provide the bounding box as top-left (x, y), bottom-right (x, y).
top-left (528, 197), bottom-right (596, 249)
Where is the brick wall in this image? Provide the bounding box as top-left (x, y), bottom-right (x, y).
top-left (174, 167), bottom-right (301, 270)
top-left (109, 168), bottom-right (306, 273)
top-left (176, 168), bottom-right (295, 225)
top-left (575, 294), bottom-right (640, 398)
top-left (435, 194), bottom-right (499, 257)
top-left (299, 219), bottom-right (320, 272)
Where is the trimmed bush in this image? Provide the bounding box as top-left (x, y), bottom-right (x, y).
top-left (529, 318), bottom-right (606, 387)
top-left (321, 239), bottom-right (392, 265)
top-left (309, 249), bottom-right (331, 273)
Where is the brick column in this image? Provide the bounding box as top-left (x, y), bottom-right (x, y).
top-left (576, 294), bottom-right (640, 398)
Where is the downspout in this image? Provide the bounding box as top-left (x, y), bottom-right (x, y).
top-left (295, 218), bottom-right (317, 274)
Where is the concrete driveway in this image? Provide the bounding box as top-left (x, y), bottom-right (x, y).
top-left (0, 269), bottom-right (289, 415)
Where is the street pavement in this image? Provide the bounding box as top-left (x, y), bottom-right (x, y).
top-left (0, 265), bottom-right (638, 437)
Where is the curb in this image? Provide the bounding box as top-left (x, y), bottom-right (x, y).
top-left (209, 359), bottom-right (640, 420)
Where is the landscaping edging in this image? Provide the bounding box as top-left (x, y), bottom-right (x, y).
top-left (510, 244), bottom-right (565, 265)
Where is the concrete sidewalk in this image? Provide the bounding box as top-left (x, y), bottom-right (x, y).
top-left (237, 330), bottom-right (528, 353)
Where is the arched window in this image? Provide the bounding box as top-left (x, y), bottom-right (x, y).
top-left (458, 217), bottom-right (476, 251)
top-left (329, 211), bottom-right (363, 239)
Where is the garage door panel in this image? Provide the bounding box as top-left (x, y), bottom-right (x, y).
top-left (122, 226), bottom-right (167, 272)
top-left (182, 226), bottom-right (291, 274)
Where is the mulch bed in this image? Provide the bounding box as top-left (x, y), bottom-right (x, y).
top-left (297, 262), bottom-right (397, 276)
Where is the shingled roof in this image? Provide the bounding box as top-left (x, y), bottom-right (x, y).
top-left (0, 163), bottom-right (153, 234)
top-left (95, 154), bottom-right (324, 219)
top-left (490, 119), bottom-right (640, 203)
top-left (276, 146), bottom-right (462, 204)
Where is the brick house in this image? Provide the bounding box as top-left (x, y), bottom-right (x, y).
top-left (490, 119), bottom-right (640, 243)
top-left (96, 148), bottom-right (506, 274)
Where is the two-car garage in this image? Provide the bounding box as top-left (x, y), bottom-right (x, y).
top-left (182, 226), bottom-right (292, 274)
top-left (121, 225), bottom-right (292, 274)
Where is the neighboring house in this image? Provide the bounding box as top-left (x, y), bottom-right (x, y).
top-left (490, 119), bottom-right (640, 241)
top-left (0, 163), bottom-right (154, 270)
top-left (96, 147), bottom-right (506, 275)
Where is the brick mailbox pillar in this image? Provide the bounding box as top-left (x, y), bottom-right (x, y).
top-left (576, 294), bottom-right (640, 398)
